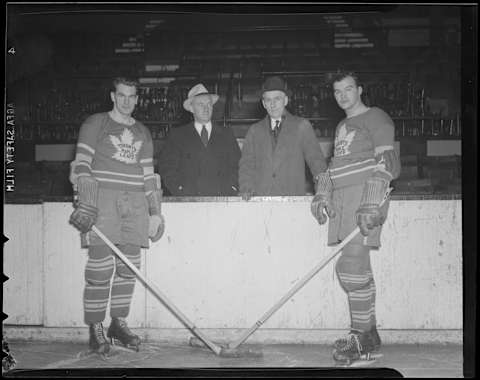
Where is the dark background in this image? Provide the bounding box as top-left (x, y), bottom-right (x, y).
top-left (4, 3), bottom-right (469, 202)
top-left (3, 4), bottom-right (477, 377)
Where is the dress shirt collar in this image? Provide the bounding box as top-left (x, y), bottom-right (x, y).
top-left (194, 121), bottom-right (212, 138)
top-left (269, 114), bottom-right (286, 130)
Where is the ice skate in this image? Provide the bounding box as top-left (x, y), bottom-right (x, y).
top-left (88, 322), bottom-right (111, 358)
top-left (107, 317), bottom-right (141, 352)
top-left (2, 338), bottom-right (17, 373)
top-left (334, 327), bottom-right (382, 352)
top-left (332, 331), bottom-right (381, 367)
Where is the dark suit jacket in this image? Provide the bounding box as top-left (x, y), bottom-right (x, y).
top-left (158, 122), bottom-right (241, 196)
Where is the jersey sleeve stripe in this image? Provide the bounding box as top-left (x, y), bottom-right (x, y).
top-left (77, 142), bottom-right (95, 155)
top-left (91, 169), bottom-right (144, 179)
top-left (330, 164), bottom-right (378, 180)
top-left (75, 152), bottom-right (93, 164)
top-left (329, 158), bottom-right (376, 173)
top-left (94, 177), bottom-right (144, 186)
top-left (144, 174), bottom-right (155, 182)
top-left (74, 162), bottom-right (92, 175)
top-left (76, 161), bottom-right (92, 169)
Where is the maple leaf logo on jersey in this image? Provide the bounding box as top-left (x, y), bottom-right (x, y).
top-left (110, 128), bottom-right (143, 164)
top-left (334, 124), bottom-right (355, 156)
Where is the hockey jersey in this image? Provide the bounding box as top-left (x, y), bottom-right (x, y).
top-left (329, 107), bottom-right (397, 189)
top-left (73, 112), bottom-right (155, 193)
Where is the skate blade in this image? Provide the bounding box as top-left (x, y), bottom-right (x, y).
top-left (110, 338), bottom-right (140, 352)
top-left (335, 353), bottom-right (383, 368)
top-left (77, 349), bottom-right (113, 361)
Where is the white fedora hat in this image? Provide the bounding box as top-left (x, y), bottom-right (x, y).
top-left (183, 83), bottom-right (219, 112)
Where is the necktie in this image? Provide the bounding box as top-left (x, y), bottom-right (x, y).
top-left (201, 125), bottom-right (208, 147)
top-left (273, 120), bottom-right (281, 142)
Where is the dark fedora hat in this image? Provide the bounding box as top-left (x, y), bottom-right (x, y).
top-left (261, 76), bottom-right (292, 97)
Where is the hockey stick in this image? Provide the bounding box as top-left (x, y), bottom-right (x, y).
top-left (91, 225), bottom-right (260, 358)
top-left (226, 194), bottom-right (391, 350)
top-left (91, 225), bottom-right (224, 355)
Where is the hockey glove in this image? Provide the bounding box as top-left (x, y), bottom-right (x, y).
top-left (148, 214), bottom-right (165, 242)
top-left (310, 172), bottom-right (336, 225)
top-left (356, 177), bottom-right (389, 236)
top-left (70, 176), bottom-right (98, 233)
top-left (147, 174), bottom-right (166, 242)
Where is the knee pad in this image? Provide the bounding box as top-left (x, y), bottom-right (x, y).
top-left (85, 255), bottom-right (115, 286)
top-left (335, 254), bottom-right (371, 292)
top-left (115, 245), bottom-right (141, 279)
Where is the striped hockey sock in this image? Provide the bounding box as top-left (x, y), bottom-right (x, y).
top-left (110, 275), bottom-right (137, 318)
top-left (335, 245), bottom-right (376, 334)
top-left (336, 270), bottom-right (373, 332)
top-left (347, 278), bottom-right (375, 332)
top-left (84, 247), bottom-right (115, 324)
top-left (84, 283), bottom-right (111, 324)
top-left (110, 245), bottom-right (141, 319)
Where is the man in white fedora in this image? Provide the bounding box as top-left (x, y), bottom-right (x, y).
top-left (158, 83), bottom-right (241, 196)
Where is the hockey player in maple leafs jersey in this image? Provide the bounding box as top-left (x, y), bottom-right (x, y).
top-left (68, 77), bottom-right (165, 355)
top-left (310, 71), bottom-right (400, 366)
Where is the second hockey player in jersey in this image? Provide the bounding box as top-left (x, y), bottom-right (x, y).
top-left (311, 71), bottom-right (401, 366)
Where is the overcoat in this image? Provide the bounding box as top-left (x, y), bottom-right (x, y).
top-left (239, 110), bottom-right (327, 196)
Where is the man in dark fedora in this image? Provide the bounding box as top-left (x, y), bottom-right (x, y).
top-left (239, 76), bottom-right (327, 198)
top-left (158, 83), bottom-right (241, 196)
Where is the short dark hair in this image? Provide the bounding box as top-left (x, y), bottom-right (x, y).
top-left (330, 70), bottom-right (360, 87)
top-left (111, 77), bottom-right (140, 92)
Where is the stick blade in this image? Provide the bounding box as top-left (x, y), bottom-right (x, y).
top-left (189, 336), bottom-right (263, 358)
top-left (189, 336), bottom-right (213, 348)
top-left (219, 346), bottom-right (263, 358)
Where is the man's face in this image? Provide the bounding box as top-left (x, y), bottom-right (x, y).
top-left (191, 94), bottom-right (213, 124)
top-left (111, 83), bottom-right (138, 117)
top-left (333, 76), bottom-right (362, 112)
top-left (262, 90), bottom-right (288, 119)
